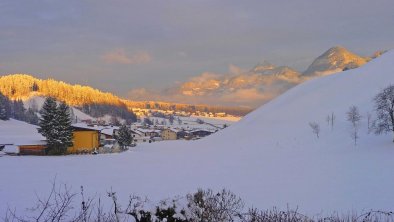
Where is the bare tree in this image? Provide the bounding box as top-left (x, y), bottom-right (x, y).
top-left (347, 105), bottom-right (362, 146)
top-left (373, 85), bottom-right (394, 142)
top-left (309, 122), bottom-right (320, 138)
top-left (242, 207), bottom-right (309, 222)
top-left (326, 115), bottom-right (331, 127)
top-left (331, 112), bottom-right (335, 130)
top-left (186, 188), bottom-right (244, 222)
top-left (367, 112), bottom-right (372, 134)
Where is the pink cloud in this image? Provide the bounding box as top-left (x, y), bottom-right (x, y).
top-left (102, 48), bottom-right (152, 64)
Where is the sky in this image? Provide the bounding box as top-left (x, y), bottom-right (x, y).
top-left (1, 0), bottom-right (394, 100)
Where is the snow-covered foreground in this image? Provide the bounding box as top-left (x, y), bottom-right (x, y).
top-left (1, 51), bottom-right (394, 215)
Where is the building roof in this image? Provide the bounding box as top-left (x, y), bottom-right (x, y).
top-left (72, 123), bottom-right (119, 135)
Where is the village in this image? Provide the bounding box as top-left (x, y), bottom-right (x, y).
top-left (0, 109), bottom-right (238, 156)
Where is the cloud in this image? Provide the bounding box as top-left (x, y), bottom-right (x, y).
top-left (102, 48), bottom-right (152, 64)
top-left (228, 64), bottom-right (244, 75)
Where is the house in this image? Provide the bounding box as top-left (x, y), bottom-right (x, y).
top-left (161, 128), bottom-right (179, 140)
top-left (129, 129), bottom-right (152, 143)
top-left (137, 128), bottom-right (161, 138)
top-left (161, 128), bottom-right (190, 140)
top-left (99, 126), bottom-right (119, 140)
top-left (68, 125), bottom-right (100, 154)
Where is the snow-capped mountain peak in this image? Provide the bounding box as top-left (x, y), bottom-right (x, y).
top-left (303, 46), bottom-right (369, 76)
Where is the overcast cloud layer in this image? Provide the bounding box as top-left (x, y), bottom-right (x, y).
top-left (0, 0), bottom-right (393, 100)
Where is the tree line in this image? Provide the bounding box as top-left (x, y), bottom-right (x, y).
top-left (0, 91), bottom-right (39, 124)
top-left (0, 74), bottom-right (252, 117)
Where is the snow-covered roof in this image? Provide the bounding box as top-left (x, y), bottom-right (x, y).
top-left (137, 128), bottom-right (161, 133)
top-left (0, 119), bottom-right (45, 146)
top-left (190, 128), bottom-right (217, 133)
top-left (72, 123), bottom-right (119, 135)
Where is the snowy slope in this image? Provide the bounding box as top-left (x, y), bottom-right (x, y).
top-left (23, 96), bottom-right (95, 121)
top-left (1, 50), bottom-right (394, 215)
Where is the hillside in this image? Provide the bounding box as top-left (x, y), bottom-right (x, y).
top-left (0, 74), bottom-right (251, 116)
top-left (1, 50), bottom-right (394, 215)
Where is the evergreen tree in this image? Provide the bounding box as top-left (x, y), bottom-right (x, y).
top-left (38, 97), bottom-right (59, 154)
top-left (169, 115), bottom-right (174, 125)
top-left (143, 117), bottom-right (153, 126)
top-left (0, 92), bottom-right (10, 120)
top-left (31, 82), bottom-right (39, 91)
top-left (11, 100), bottom-right (26, 121)
top-left (116, 124), bottom-right (132, 150)
top-left (55, 102), bottom-right (74, 153)
top-left (25, 108), bottom-right (39, 125)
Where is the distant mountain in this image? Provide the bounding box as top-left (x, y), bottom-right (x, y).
top-left (172, 62), bottom-right (303, 107)
top-left (303, 46), bottom-right (370, 76)
top-left (132, 46), bottom-right (375, 108)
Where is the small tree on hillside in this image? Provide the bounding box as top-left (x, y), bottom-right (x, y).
top-left (326, 115), bottom-right (331, 127)
top-left (116, 124), bottom-right (132, 150)
top-left (169, 115), bottom-right (175, 125)
top-left (347, 105), bottom-right (362, 146)
top-left (110, 116), bottom-right (121, 126)
top-left (331, 112), bottom-right (335, 130)
top-left (143, 117), bottom-right (153, 126)
top-left (373, 85), bottom-right (394, 142)
top-left (309, 122), bottom-right (320, 138)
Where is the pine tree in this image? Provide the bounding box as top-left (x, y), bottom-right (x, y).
top-left (11, 100), bottom-right (26, 121)
top-left (56, 102), bottom-right (74, 153)
top-left (38, 97), bottom-right (58, 153)
top-left (116, 124), bottom-right (132, 150)
top-left (25, 108), bottom-right (39, 125)
top-left (39, 98), bottom-right (74, 155)
top-left (0, 92), bottom-right (10, 120)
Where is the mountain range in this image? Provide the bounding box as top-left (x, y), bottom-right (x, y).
top-left (129, 46), bottom-right (384, 108)
top-left (0, 46), bottom-right (385, 116)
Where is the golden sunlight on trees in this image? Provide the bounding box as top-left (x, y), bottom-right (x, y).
top-left (0, 74), bottom-right (252, 116)
top-left (0, 74), bottom-right (123, 106)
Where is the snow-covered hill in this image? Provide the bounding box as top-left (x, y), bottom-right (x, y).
top-left (23, 95), bottom-right (95, 121)
top-left (1, 50), bottom-right (394, 215)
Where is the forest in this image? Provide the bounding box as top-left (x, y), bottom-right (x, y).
top-left (0, 74), bottom-right (252, 116)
